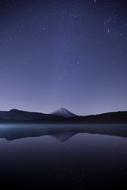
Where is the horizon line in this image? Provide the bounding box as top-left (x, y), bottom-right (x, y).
top-left (0, 107), bottom-right (127, 117)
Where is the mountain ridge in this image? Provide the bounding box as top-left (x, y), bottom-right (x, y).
top-left (0, 108), bottom-right (127, 123)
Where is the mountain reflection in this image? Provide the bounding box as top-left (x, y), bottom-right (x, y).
top-left (0, 124), bottom-right (127, 141)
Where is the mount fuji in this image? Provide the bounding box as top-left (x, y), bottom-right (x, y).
top-left (51, 108), bottom-right (76, 118)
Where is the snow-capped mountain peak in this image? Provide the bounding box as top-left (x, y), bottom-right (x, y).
top-left (51, 108), bottom-right (76, 118)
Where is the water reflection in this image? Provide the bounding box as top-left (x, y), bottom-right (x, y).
top-left (0, 124), bottom-right (127, 188)
top-left (0, 124), bottom-right (127, 141)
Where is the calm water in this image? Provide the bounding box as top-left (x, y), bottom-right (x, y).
top-left (0, 124), bottom-right (127, 188)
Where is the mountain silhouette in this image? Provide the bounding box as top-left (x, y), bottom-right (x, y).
top-left (0, 109), bottom-right (127, 123)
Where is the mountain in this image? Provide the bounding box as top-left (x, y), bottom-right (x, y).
top-left (51, 108), bottom-right (76, 118)
top-left (0, 109), bottom-right (48, 121)
top-left (0, 109), bottom-right (127, 123)
top-left (50, 132), bottom-right (77, 142)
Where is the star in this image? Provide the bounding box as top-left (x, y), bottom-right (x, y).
top-left (76, 60), bottom-right (80, 65)
top-left (40, 25), bottom-right (46, 32)
top-left (5, 36), bottom-right (13, 43)
top-left (72, 15), bottom-right (78, 19)
top-left (42, 27), bottom-right (46, 31)
top-left (107, 28), bottom-right (110, 33)
top-left (70, 14), bottom-right (78, 20)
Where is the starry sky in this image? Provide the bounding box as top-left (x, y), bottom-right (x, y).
top-left (0, 0), bottom-right (127, 115)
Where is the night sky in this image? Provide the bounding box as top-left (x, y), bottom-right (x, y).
top-left (0, 0), bottom-right (127, 115)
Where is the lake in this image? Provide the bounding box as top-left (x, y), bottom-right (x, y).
top-left (0, 124), bottom-right (127, 188)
